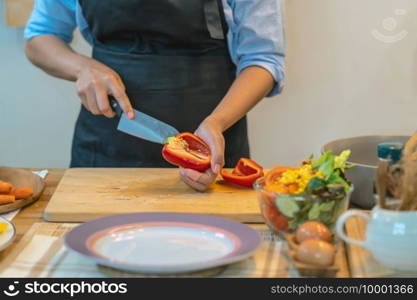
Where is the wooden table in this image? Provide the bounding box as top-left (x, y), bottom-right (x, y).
top-left (0, 169), bottom-right (417, 277)
top-left (3, 168), bottom-right (410, 277)
top-left (0, 168), bottom-right (349, 277)
top-left (0, 169), bottom-right (65, 263)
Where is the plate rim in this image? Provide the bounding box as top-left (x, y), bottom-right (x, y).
top-left (0, 217), bottom-right (16, 251)
top-left (64, 212), bottom-right (261, 274)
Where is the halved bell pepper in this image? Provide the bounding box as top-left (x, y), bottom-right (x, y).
top-left (162, 132), bottom-right (211, 172)
top-left (220, 158), bottom-right (264, 188)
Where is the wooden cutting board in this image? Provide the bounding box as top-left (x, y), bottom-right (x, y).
top-left (43, 168), bottom-right (261, 223)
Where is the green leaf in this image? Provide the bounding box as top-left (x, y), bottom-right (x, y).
top-left (312, 151), bottom-right (332, 169)
top-left (288, 219), bottom-right (302, 230)
top-left (318, 212), bottom-right (333, 225)
top-left (306, 177), bottom-right (326, 194)
top-left (299, 201), bottom-right (313, 215)
top-left (334, 150), bottom-right (351, 171)
top-left (319, 200), bottom-right (335, 212)
top-left (327, 170), bottom-right (350, 192)
top-left (312, 151), bottom-right (335, 179)
top-left (320, 159), bottom-right (334, 179)
top-left (275, 195), bottom-right (300, 218)
top-left (308, 202), bottom-right (321, 220)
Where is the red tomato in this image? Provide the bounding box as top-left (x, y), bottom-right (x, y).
top-left (260, 189), bottom-right (276, 207)
top-left (264, 165), bottom-right (294, 186)
top-left (263, 204), bottom-right (290, 232)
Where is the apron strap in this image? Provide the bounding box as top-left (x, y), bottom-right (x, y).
top-left (204, 0), bottom-right (228, 40)
top-left (217, 0), bottom-right (229, 38)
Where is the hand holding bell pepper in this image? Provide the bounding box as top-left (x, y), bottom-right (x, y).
top-left (162, 132), bottom-right (211, 172)
top-left (220, 158), bottom-right (264, 188)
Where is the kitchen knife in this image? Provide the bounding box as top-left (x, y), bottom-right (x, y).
top-left (110, 98), bottom-right (179, 144)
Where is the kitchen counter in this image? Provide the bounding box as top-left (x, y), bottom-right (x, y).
top-left (0, 168), bottom-right (413, 277)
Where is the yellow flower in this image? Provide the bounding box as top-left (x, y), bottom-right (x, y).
top-left (278, 164), bottom-right (323, 194)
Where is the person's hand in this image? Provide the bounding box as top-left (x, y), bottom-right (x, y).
top-left (179, 116), bottom-right (225, 192)
top-left (76, 58), bottom-right (134, 119)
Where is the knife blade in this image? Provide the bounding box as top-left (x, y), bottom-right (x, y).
top-left (110, 98), bottom-right (179, 144)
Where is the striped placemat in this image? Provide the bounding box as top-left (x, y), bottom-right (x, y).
top-left (0, 222), bottom-right (349, 278)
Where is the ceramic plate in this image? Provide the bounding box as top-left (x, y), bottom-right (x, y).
top-left (65, 212), bottom-right (261, 274)
top-left (0, 217), bottom-right (16, 251)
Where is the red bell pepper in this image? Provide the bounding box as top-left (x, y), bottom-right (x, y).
top-left (162, 132), bottom-right (211, 172)
top-left (220, 158), bottom-right (264, 188)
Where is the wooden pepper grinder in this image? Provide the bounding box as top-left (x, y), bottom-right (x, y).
top-left (375, 132), bottom-right (417, 211)
top-left (374, 142), bottom-right (403, 209)
top-left (400, 133), bottom-right (417, 210)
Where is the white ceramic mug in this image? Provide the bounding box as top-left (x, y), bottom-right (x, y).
top-left (336, 207), bottom-right (417, 272)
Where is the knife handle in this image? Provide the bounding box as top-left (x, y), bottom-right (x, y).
top-left (110, 97), bottom-right (123, 117)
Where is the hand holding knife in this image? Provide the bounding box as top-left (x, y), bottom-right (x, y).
top-left (110, 97), bottom-right (217, 191)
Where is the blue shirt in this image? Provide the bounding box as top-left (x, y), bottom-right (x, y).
top-left (24, 0), bottom-right (285, 96)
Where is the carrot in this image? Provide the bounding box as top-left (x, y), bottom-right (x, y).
top-left (0, 194), bottom-right (15, 205)
top-left (13, 187), bottom-right (33, 200)
top-left (0, 182), bottom-right (13, 194)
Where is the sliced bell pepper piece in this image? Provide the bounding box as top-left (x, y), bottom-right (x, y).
top-left (220, 158), bottom-right (264, 188)
top-left (162, 132), bottom-right (211, 172)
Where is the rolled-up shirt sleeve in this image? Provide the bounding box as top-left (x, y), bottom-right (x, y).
top-left (24, 0), bottom-right (77, 43)
top-left (225, 0), bottom-right (285, 96)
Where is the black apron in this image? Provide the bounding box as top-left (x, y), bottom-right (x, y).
top-left (71, 0), bottom-right (249, 168)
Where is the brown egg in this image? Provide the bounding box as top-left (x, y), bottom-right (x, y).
top-left (295, 239), bottom-right (336, 267)
top-left (295, 221), bottom-right (332, 243)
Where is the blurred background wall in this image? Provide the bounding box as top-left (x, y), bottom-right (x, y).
top-left (1, 0), bottom-right (417, 168)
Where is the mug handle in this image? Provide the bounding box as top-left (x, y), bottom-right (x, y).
top-left (336, 210), bottom-right (370, 248)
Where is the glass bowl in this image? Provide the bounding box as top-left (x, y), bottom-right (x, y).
top-left (254, 177), bottom-right (352, 235)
